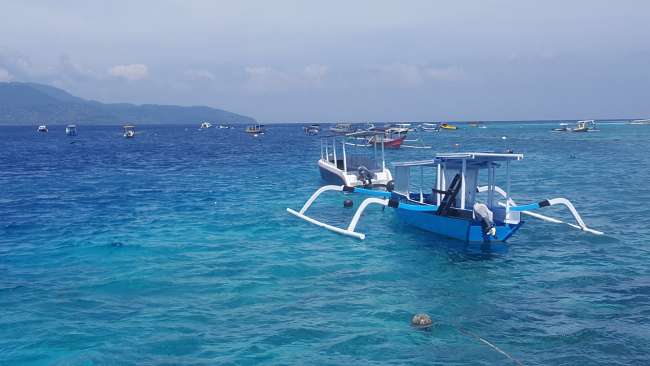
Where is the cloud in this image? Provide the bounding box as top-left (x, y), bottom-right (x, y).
top-left (108, 64), bottom-right (149, 81)
top-left (0, 67), bottom-right (12, 81)
top-left (372, 64), bottom-right (467, 87)
top-left (58, 54), bottom-right (97, 80)
top-left (422, 66), bottom-right (467, 81)
top-left (244, 64), bottom-right (330, 92)
top-left (0, 51), bottom-right (98, 84)
top-left (244, 66), bottom-right (293, 92)
top-left (183, 69), bottom-right (215, 81)
top-left (303, 64), bottom-right (329, 83)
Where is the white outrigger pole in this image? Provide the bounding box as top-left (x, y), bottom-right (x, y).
top-left (286, 185), bottom-right (391, 240)
top-left (476, 186), bottom-right (603, 235)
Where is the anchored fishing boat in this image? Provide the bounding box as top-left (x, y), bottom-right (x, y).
top-left (65, 124), bottom-right (77, 136)
top-left (366, 126), bottom-right (407, 149)
top-left (552, 123), bottom-right (570, 132)
top-left (440, 123), bottom-right (458, 130)
top-left (123, 124), bottom-right (136, 138)
top-left (318, 131), bottom-right (393, 186)
top-left (420, 123), bottom-right (440, 132)
top-left (553, 120), bottom-right (597, 132)
top-left (330, 123), bottom-right (355, 134)
top-left (572, 120), bottom-right (597, 132)
top-left (288, 152), bottom-right (602, 242)
top-left (382, 125), bottom-right (431, 149)
top-left (37, 125), bottom-right (48, 133)
top-left (200, 121), bottom-right (212, 129)
top-left (469, 121), bottom-right (487, 128)
top-left (245, 123), bottom-right (265, 135)
top-left (304, 124), bottom-right (320, 135)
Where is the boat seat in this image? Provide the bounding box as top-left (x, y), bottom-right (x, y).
top-left (434, 173), bottom-right (462, 217)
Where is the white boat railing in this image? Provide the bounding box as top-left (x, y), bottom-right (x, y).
top-left (477, 186), bottom-right (603, 235)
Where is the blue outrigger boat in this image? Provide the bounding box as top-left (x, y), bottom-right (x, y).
top-left (288, 152), bottom-right (602, 242)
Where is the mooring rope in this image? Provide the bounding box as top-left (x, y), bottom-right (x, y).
top-left (411, 314), bottom-right (524, 365)
top-left (451, 323), bottom-right (524, 366)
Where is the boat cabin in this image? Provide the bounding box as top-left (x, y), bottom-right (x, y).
top-left (392, 152), bottom-right (523, 224)
top-left (318, 131), bottom-right (392, 186)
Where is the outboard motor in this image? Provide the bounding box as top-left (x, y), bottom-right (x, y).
top-left (357, 166), bottom-right (374, 187)
top-left (386, 180), bottom-right (395, 192)
top-left (473, 202), bottom-right (496, 237)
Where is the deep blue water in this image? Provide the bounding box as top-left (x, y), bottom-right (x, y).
top-left (1, 123), bottom-right (649, 365)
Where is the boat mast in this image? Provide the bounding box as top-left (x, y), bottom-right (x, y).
top-left (342, 137), bottom-right (347, 173)
top-left (506, 160), bottom-right (511, 220)
top-left (325, 139), bottom-right (329, 163)
top-left (381, 133), bottom-right (385, 172)
top-left (436, 163), bottom-right (442, 205)
top-left (461, 158), bottom-right (466, 209)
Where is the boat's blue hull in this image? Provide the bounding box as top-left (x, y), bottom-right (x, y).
top-left (395, 208), bottom-right (523, 243)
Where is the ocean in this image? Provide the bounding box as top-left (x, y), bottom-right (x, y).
top-left (1, 122), bottom-right (649, 365)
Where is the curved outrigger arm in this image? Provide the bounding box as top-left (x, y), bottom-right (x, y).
top-left (477, 186), bottom-right (603, 235)
top-left (286, 185), bottom-right (391, 240)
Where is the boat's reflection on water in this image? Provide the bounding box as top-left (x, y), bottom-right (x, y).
top-left (399, 224), bottom-right (511, 259)
top-left (444, 239), bottom-right (510, 257)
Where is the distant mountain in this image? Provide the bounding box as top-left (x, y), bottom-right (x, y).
top-left (0, 82), bottom-right (256, 125)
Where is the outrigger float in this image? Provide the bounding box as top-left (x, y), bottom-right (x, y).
top-left (288, 152), bottom-right (602, 242)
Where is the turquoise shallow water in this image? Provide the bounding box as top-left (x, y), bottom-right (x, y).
top-left (1, 123), bottom-right (649, 365)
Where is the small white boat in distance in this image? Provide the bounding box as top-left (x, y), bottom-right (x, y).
top-left (330, 123), bottom-right (355, 134)
top-left (420, 123), bottom-right (439, 132)
top-left (629, 119), bottom-right (650, 125)
top-left (65, 124), bottom-right (77, 136)
top-left (572, 120), bottom-right (597, 132)
top-left (552, 120), bottom-right (597, 132)
top-left (303, 124), bottom-right (320, 135)
top-left (218, 124), bottom-right (233, 129)
top-left (37, 125), bottom-right (48, 133)
top-left (200, 122), bottom-right (212, 129)
top-left (123, 124), bottom-right (136, 138)
top-left (245, 123), bottom-right (264, 135)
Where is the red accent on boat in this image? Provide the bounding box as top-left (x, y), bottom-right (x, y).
top-left (382, 135), bottom-right (406, 148)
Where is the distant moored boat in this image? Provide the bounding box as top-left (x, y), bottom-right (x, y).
top-left (245, 123), bottom-right (264, 135)
top-left (440, 123), bottom-right (458, 130)
top-left (123, 124), bottom-right (136, 138)
top-left (37, 124), bottom-right (48, 133)
top-left (65, 124), bottom-right (77, 136)
top-left (330, 123), bottom-right (354, 134)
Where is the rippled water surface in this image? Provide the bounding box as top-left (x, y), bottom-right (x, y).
top-left (1, 123), bottom-right (649, 365)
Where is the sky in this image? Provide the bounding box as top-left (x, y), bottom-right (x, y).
top-left (1, 0), bottom-right (649, 122)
